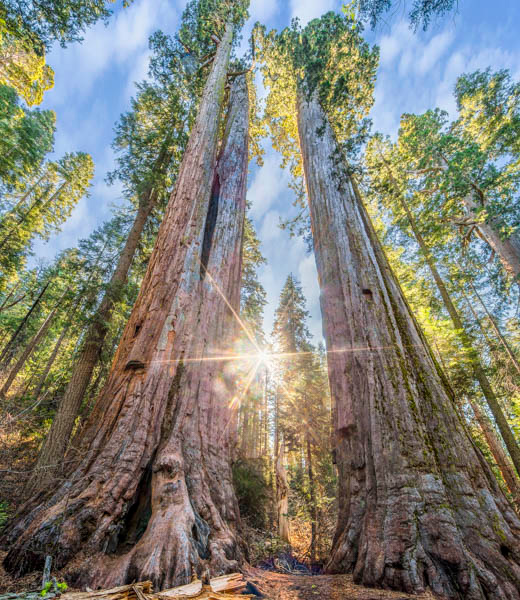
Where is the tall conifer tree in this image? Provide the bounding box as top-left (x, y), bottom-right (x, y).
top-left (259, 13), bottom-right (520, 597)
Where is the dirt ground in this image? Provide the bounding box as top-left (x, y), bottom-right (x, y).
top-left (0, 553), bottom-right (436, 600)
top-left (244, 568), bottom-right (436, 600)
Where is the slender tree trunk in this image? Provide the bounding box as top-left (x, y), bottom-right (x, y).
top-left (0, 182), bottom-right (68, 252)
top-left (391, 186), bottom-right (520, 477)
top-left (250, 395), bottom-right (259, 459)
top-left (462, 194), bottom-right (520, 280)
top-left (4, 47), bottom-right (248, 591)
top-left (31, 323), bottom-right (71, 405)
top-left (432, 330), bottom-right (520, 506)
top-left (276, 434), bottom-right (290, 544)
top-left (297, 90), bottom-right (520, 598)
top-left (467, 396), bottom-right (520, 510)
top-left (0, 297), bottom-right (63, 397)
top-left (469, 282), bottom-right (520, 377)
top-left (306, 436), bottom-right (317, 564)
top-left (263, 368), bottom-right (268, 458)
top-left (0, 282), bottom-right (49, 366)
top-left (0, 282), bottom-right (26, 313)
top-left (240, 402), bottom-right (250, 456)
top-left (26, 186), bottom-right (161, 494)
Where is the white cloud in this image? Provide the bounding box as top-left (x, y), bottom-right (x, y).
top-left (249, 0), bottom-right (278, 22)
top-left (248, 152), bottom-right (291, 220)
top-left (46, 0), bottom-right (180, 100)
top-left (290, 0), bottom-right (336, 25)
top-left (379, 21), bottom-right (414, 67)
top-left (417, 30), bottom-right (454, 75)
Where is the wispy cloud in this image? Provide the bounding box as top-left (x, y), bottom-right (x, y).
top-left (290, 0), bottom-right (337, 25)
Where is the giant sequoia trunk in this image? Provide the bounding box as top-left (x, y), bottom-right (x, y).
top-left (26, 185), bottom-right (160, 495)
top-left (4, 30), bottom-right (249, 590)
top-left (297, 91), bottom-right (520, 598)
top-left (391, 186), bottom-right (520, 478)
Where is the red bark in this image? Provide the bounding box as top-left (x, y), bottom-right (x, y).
top-left (297, 90), bottom-right (520, 599)
top-left (3, 32), bottom-right (249, 591)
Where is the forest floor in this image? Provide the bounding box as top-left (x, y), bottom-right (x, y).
top-left (0, 555), bottom-right (435, 600)
top-left (244, 568), bottom-right (436, 600)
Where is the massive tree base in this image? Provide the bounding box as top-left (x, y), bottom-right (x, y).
top-left (2, 416), bottom-right (243, 589)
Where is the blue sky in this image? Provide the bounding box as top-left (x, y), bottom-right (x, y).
top-left (34, 0), bottom-right (520, 343)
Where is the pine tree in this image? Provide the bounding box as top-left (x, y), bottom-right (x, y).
top-left (0, 84), bottom-right (55, 186)
top-left (0, 152), bottom-right (94, 293)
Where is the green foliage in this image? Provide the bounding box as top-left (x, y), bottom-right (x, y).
top-left (0, 0), bottom-right (123, 54)
top-left (365, 69), bottom-right (520, 282)
top-left (0, 84), bottom-right (55, 186)
top-left (241, 216), bottom-right (267, 340)
top-left (107, 79), bottom-right (188, 206)
top-left (455, 68), bottom-right (520, 157)
top-left (0, 152), bottom-right (94, 291)
top-left (0, 500), bottom-right (7, 528)
top-left (256, 11), bottom-right (377, 230)
top-left (345, 0), bottom-right (458, 30)
top-left (40, 582), bottom-right (52, 596)
top-left (40, 580), bottom-right (68, 596)
top-left (0, 22), bottom-right (54, 105)
top-left (232, 457), bottom-right (269, 529)
top-left (272, 274), bottom-right (310, 356)
top-left (179, 0), bottom-right (249, 58)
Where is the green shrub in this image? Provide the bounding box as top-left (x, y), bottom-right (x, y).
top-left (0, 501), bottom-right (8, 529)
top-left (232, 458), bottom-right (269, 529)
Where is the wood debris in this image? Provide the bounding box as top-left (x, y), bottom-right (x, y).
top-left (158, 574), bottom-right (250, 599)
top-left (59, 574), bottom-right (253, 600)
top-left (62, 582), bottom-right (153, 600)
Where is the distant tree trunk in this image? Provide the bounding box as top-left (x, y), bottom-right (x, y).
top-left (392, 186), bottom-right (520, 477)
top-left (0, 282), bottom-right (49, 366)
top-left (26, 185), bottom-right (161, 494)
top-left (31, 321), bottom-right (72, 402)
top-left (263, 368), bottom-right (269, 457)
top-left (306, 435), bottom-right (317, 564)
top-left (240, 402), bottom-right (251, 456)
top-left (0, 294), bottom-right (63, 397)
top-left (80, 323), bottom-right (125, 422)
top-left (462, 194), bottom-right (520, 280)
top-left (3, 45), bottom-right (248, 591)
top-left (276, 434), bottom-right (290, 544)
top-left (297, 90), bottom-right (520, 598)
top-left (0, 182), bottom-right (69, 252)
top-left (469, 281), bottom-right (520, 376)
top-left (467, 396), bottom-right (520, 510)
top-left (250, 395), bottom-right (260, 458)
top-left (0, 283), bottom-right (25, 313)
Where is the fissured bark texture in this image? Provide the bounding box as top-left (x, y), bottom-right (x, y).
top-left (297, 90), bottom-right (520, 599)
top-left (3, 31), bottom-right (249, 591)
